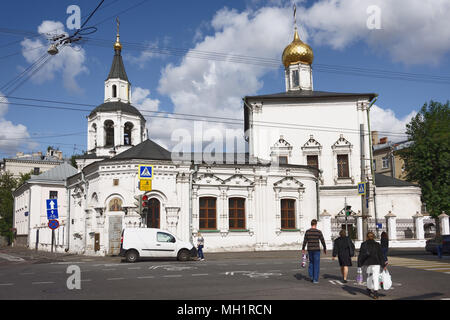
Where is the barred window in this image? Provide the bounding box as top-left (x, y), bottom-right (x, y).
top-left (199, 197), bottom-right (216, 230)
top-left (281, 199), bottom-right (296, 229)
top-left (337, 154), bottom-right (350, 178)
top-left (229, 198), bottom-right (245, 230)
top-left (307, 155), bottom-right (319, 169)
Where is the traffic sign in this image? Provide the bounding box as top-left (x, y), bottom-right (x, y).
top-left (358, 182), bottom-right (366, 195)
top-left (139, 179), bottom-right (152, 191)
top-left (48, 219), bottom-right (59, 230)
top-left (139, 165), bottom-right (153, 180)
top-left (46, 199), bottom-right (59, 220)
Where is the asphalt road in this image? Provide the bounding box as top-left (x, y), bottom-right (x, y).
top-left (0, 247), bottom-right (449, 301)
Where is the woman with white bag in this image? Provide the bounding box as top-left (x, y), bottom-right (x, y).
top-left (357, 231), bottom-right (388, 299)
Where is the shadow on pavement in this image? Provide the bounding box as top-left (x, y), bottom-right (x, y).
top-left (393, 292), bottom-right (444, 300)
top-left (293, 273), bottom-right (310, 282)
top-left (322, 273), bottom-right (341, 280)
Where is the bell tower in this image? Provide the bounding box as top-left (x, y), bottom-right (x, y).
top-left (104, 18), bottom-right (131, 103)
top-left (86, 18), bottom-right (147, 160)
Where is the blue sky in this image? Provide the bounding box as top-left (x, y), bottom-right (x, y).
top-left (0, 0), bottom-right (449, 158)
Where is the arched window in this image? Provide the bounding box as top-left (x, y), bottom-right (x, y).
top-left (92, 123), bottom-right (97, 147)
top-left (112, 85), bottom-right (117, 98)
top-left (124, 122), bottom-right (133, 145)
top-left (108, 198), bottom-right (123, 211)
top-left (199, 197), bottom-right (216, 230)
top-left (147, 198), bottom-right (160, 228)
top-left (104, 120), bottom-right (114, 147)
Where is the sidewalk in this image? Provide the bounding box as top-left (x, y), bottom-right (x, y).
top-left (1, 245), bottom-right (446, 264)
top-left (0, 246), bottom-right (94, 264)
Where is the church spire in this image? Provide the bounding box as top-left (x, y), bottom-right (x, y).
top-left (105, 18), bottom-right (130, 103)
top-left (107, 17), bottom-right (129, 82)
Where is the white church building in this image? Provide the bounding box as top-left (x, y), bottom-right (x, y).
top-left (15, 24), bottom-right (431, 256)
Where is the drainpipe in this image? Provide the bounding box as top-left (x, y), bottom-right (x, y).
top-left (27, 184), bottom-right (32, 249)
top-left (12, 189), bottom-right (16, 247)
top-left (189, 164), bottom-right (199, 244)
top-left (366, 97), bottom-right (379, 237)
top-left (65, 187), bottom-right (71, 252)
top-left (81, 170), bottom-right (87, 254)
top-left (316, 169), bottom-right (322, 221)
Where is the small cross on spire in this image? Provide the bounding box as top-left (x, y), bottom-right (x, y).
top-left (293, 3), bottom-right (297, 30)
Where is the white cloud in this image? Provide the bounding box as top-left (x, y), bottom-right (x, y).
top-left (132, 87), bottom-right (160, 112)
top-left (0, 93), bottom-right (36, 155)
top-left (126, 37), bottom-right (171, 68)
top-left (370, 105), bottom-right (416, 142)
top-left (155, 6), bottom-right (292, 151)
top-left (300, 0), bottom-right (450, 65)
top-left (20, 20), bottom-right (88, 93)
top-left (150, 2), bottom-right (438, 150)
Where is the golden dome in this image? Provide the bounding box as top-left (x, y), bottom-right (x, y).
top-left (114, 17), bottom-right (122, 51)
top-left (282, 28), bottom-right (313, 67)
top-left (114, 34), bottom-right (122, 51)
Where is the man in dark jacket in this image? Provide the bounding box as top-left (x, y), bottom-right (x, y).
top-left (357, 231), bottom-right (388, 299)
top-left (302, 219), bottom-right (327, 283)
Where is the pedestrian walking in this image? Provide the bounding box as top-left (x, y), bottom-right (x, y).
top-left (357, 231), bottom-right (388, 299)
top-left (197, 232), bottom-right (205, 261)
top-left (436, 236), bottom-right (443, 259)
top-left (380, 231), bottom-right (389, 262)
top-left (332, 229), bottom-right (355, 283)
top-left (302, 219), bottom-right (327, 284)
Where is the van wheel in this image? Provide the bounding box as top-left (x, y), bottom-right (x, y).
top-left (126, 250), bottom-right (139, 263)
top-left (177, 250), bottom-right (190, 261)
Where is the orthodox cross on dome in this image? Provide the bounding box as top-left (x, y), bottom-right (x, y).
top-left (114, 17), bottom-right (122, 52)
top-left (293, 3), bottom-right (297, 30)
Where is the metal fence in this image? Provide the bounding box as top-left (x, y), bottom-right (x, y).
top-left (423, 217), bottom-right (437, 239)
top-left (396, 219), bottom-right (415, 239)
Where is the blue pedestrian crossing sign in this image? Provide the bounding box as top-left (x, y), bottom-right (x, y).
top-left (46, 199), bottom-right (59, 220)
top-left (139, 165), bottom-right (153, 180)
top-left (358, 182), bottom-right (366, 195)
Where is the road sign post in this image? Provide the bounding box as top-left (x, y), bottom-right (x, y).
top-left (48, 219), bottom-right (59, 253)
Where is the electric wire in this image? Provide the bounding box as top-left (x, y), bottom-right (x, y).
top-left (0, 95), bottom-right (409, 138)
top-left (1, 23), bottom-right (450, 84)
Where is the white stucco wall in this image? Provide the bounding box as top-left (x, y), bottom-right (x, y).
top-left (374, 186), bottom-right (422, 220)
top-left (14, 183), bottom-right (68, 250)
top-left (248, 99), bottom-right (370, 188)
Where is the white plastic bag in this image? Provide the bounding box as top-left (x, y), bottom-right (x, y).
top-left (301, 253), bottom-right (307, 268)
top-left (379, 269), bottom-right (392, 290)
top-left (367, 274), bottom-right (374, 290)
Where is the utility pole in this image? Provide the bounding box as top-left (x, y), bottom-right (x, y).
top-left (360, 123), bottom-right (369, 237)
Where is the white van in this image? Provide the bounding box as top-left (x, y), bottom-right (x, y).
top-left (119, 228), bottom-right (196, 263)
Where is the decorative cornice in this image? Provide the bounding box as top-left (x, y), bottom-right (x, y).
top-left (332, 134), bottom-right (353, 150)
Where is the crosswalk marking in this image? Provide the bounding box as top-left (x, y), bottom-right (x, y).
top-left (389, 258), bottom-right (450, 274)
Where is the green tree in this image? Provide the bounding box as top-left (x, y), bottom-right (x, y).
top-left (0, 171), bottom-right (32, 244)
top-left (398, 101), bottom-right (450, 220)
top-left (0, 172), bottom-right (19, 244)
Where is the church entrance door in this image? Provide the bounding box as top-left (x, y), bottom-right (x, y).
top-left (147, 198), bottom-right (160, 228)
